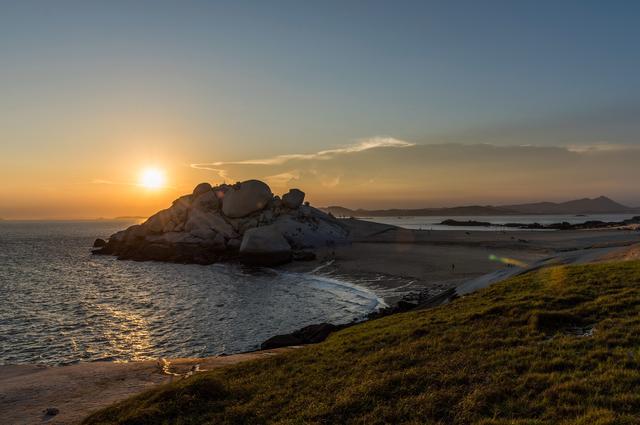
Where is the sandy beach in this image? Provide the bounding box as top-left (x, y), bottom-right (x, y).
top-left (2, 222), bottom-right (639, 424)
top-left (287, 219), bottom-right (640, 302)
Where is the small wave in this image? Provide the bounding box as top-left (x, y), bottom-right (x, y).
top-left (279, 269), bottom-right (388, 312)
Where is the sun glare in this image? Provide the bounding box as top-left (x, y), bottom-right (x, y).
top-left (139, 168), bottom-right (166, 189)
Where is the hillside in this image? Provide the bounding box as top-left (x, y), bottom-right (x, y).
top-left (324, 196), bottom-right (637, 217)
top-left (84, 260), bottom-right (640, 424)
top-left (504, 196), bottom-right (636, 214)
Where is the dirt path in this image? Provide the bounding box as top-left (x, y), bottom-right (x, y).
top-left (0, 348), bottom-right (296, 425)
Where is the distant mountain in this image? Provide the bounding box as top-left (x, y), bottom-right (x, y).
top-left (323, 196), bottom-right (639, 217)
top-left (502, 196), bottom-right (637, 214)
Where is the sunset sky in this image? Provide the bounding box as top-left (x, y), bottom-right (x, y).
top-left (2, 1), bottom-right (640, 219)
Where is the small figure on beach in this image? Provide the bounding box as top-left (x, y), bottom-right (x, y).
top-left (451, 263), bottom-right (455, 272)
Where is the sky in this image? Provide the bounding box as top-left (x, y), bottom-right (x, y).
top-left (2, 1), bottom-right (640, 218)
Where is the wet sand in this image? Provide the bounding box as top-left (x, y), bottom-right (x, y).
top-left (286, 219), bottom-right (640, 302)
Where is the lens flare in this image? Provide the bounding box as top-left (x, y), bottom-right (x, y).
top-left (489, 254), bottom-right (527, 268)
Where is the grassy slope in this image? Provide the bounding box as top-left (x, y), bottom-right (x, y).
top-left (84, 261), bottom-right (640, 425)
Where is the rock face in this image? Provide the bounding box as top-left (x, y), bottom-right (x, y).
top-left (282, 188), bottom-right (305, 209)
top-left (221, 180), bottom-right (272, 218)
top-left (93, 179), bottom-right (349, 266)
top-left (239, 225), bottom-right (292, 265)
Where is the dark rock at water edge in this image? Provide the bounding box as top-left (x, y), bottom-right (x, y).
top-left (292, 250), bottom-right (317, 261)
top-left (260, 323), bottom-right (341, 350)
top-left (258, 288), bottom-right (458, 350)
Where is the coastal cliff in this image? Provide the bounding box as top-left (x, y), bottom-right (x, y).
top-left (93, 180), bottom-right (349, 265)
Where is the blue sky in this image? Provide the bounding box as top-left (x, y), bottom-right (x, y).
top-left (2, 1), bottom-right (640, 217)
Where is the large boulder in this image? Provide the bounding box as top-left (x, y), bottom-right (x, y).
top-left (192, 182), bottom-right (213, 196)
top-left (222, 180), bottom-right (273, 218)
top-left (239, 225), bottom-right (292, 266)
top-left (282, 189), bottom-right (305, 209)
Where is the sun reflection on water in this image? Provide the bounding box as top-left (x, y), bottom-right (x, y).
top-left (97, 305), bottom-right (153, 361)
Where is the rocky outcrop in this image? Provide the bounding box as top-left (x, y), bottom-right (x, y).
top-left (93, 179), bottom-right (349, 266)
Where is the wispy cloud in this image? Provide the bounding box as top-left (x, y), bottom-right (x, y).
top-left (566, 143), bottom-right (640, 153)
top-left (190, 137), bottom-right (414, 169)
top-left (263, 170), bottom-right (302, 186)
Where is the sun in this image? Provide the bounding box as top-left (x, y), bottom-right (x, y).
top-left (139, 168), bottom-right (166, 189)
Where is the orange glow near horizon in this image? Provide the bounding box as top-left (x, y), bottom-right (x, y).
top-left (138, 168), bottom-right (167, 190)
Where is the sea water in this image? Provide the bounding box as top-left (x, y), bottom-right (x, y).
top-left (365, 214), bottom-right (636, 231)
top-left (0, 220), bottom-right (382, 365)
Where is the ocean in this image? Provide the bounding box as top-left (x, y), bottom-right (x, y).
top-left (0, 220), bottom-right (382, 365)
top-left (364, 213), bottom-right (637, 231)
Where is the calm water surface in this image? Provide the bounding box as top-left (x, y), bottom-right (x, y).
top-left (366, 214), bottom-right (636, 231)
top-left (0, 221), bottom-right (382, 365)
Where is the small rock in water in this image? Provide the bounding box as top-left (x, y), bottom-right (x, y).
top-left (43, 407), bottom-right (59, 416)
top-left (92, 238), bottom-right (106, 248)
top-left (292, 250), bottom-right (316, 261)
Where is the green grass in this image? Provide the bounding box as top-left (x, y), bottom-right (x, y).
top-left (83, 261), bottom-right (640, 425)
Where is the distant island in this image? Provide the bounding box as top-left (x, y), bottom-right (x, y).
top-left (112, 216), bottom-right (148, 220)
top-left (323, 196), bottom-right (640, 217)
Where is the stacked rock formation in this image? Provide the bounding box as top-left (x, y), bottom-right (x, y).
top-left (93, 180), bottom-right (349, 266)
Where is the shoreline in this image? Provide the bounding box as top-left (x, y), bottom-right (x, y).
top-left (0, 348), bottom-right (298, 425)
top-left (2, 224), bottom-right (639, 424)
